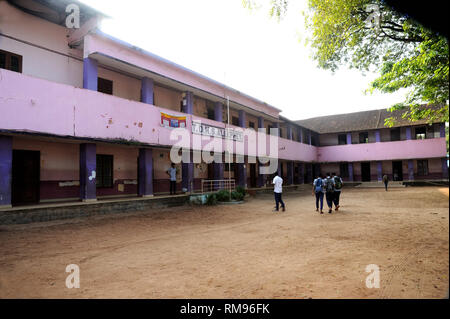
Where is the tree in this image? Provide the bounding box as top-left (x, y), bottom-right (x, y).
top-left (243, 0), bottom-right (449, 126)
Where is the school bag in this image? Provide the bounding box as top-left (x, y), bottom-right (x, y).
top-left (325, 177), bottom-right (335, 192)
top-left (334, 176), bottom-right (342, 190)
top-left (314, 178), bottom-right (323, 193)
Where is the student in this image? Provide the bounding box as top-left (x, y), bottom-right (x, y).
top-left (382, 174), bottom-right (389, 191)
top-left (324, 173), bottom-right (335, 214)
top-left (312, 175), bottom-right (325, 214)
top-left (332, 172), bottom-right (343, 211)
top-left (167, 163), bottom-right (177, 195)
top-left (272, 173), bottom-right (285, 212)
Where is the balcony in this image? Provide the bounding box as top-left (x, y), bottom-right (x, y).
top-left (0, 69), bottom-right (316, 162)
top-left (317, 138), bottom-right (446, 162)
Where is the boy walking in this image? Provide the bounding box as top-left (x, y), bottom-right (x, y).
top-left (382, 174), bottom-right (389, 191)
top-left (324, 173), bottom-right (335, 214)
top-left (312, 175), bottom-right (325, 214)
top-left (332, 172), bottom-right (343, 211)
top-left (272, 173), bottom-right (285, 212)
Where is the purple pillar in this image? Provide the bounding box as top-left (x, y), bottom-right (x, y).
top-left (214, 102), bottom-right (223, 123)
top-left (346, 133), bottom-right (352, 145)
top-left (182, 91), bottom-right (194, 114)
top-left (0, 136), bottom-right (12, 207)
top-left (440, 123), bottom-right (446, 138)
top-left (377, 161), bottom-right (382, 181)
top-left (138, 148), bottom-right (153, 196)
top-left (237, 110), bottom-right (247, 187)
top-left (408, 160), bottom-right (414, 180)
top-left (442, 158), bottom-right (448, 179)
top-left (297, 162), bottom-right (304, 184)
top-left (287, 161), bottom-right (294, 185)
top-left (182, 92), bottom-right (194, 191)
top-left (80, 143), bottom-right (96, 201)
top-left (348, 162), bottom-right (354, 182)
top-left (83, 57), bottom-right (98, 91)
top-left (287, 125), bottom-right (293, 140)
top-left (141, 77), bottom-right (154, 105)
top-left (406, 127), bottom-right (412, 140)
top-left (375, 130), bottom-right (381, 142)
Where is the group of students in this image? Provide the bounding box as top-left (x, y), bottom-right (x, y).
top-left (312, 173), bottom-right (343, 214)
top-left (272, 172), bottom-right (343, 214)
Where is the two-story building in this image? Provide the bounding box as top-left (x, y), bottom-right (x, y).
top-left (0, 0), bottom-right (447, 209)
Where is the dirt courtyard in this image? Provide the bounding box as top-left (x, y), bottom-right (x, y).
top-left (0, 186), bottom-right (448, 299)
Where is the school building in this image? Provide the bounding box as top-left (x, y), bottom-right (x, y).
top-left (0, 0), bottom-right (448, 210)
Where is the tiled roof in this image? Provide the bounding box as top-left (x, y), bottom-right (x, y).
top-left (294, 106), bottom-right (442, 134)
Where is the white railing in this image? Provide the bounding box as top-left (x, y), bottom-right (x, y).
top-left (201, 179), bottom-right (236, 194)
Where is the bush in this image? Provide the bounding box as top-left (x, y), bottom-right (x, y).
top-left (216, 189), bottom-right (231, 202)
top-left (235, 185), bottom-right (246, 196)
top-left (231, 190), bottom-right (244, 201)
top-left (206, 193), bottom-right (218, 205)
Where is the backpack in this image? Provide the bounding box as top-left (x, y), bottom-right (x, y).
top-left (314, 178), bottom-right (323, 193)
top-left (325, 177), bottom-right (335, 192)
top-left (334, 176), bottom-right (342, 190)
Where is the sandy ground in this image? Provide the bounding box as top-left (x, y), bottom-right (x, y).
top-left (0, 186), bottom-right (448, 299)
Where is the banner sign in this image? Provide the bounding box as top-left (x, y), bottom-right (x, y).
top-left (192, 121), bottom-right (243, 142)
top-left (160, 112), bottom-right (187, 128)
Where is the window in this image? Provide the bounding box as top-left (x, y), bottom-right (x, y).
top-left (206, 107), bottom-right (215, 120)
top-left (417, 160), bottom-right (429, 176)
top-left (359, 132), bottom-right (369, 143)
top-left (232, 116), bottom-right (239, 126)
top-left (248, 121), bottom-right (255, 129)
top-left (0, 49), bottom-right (23, 73)
top-left (340, 163), bottom-right (349, 178)
top-left (390, 128), bottom-right (400, 141)
top-left (415, 127), bottom-right (426, 140)
top-left (97, 77), bottom-right (113, 95)
top-left (96, 155), bottom-right (113, 188)
top-left (338, 134), bottom-right (347, 145)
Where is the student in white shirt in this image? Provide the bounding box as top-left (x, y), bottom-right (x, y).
top-left (272, 173), bottom-right (285, 212)
top-left (167, 163), bottom-right (177, 195)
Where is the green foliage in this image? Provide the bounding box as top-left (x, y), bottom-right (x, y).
top-left (206, 193), bottom-right (218, 205)
top-left (235, 185), bottom-right (246, 196)
top-left (244, 0), bottom-right (449, 125)
top-left (231, 190), bottom-right (245, 201)
top-left (216, 189), bottom-right (231, 202)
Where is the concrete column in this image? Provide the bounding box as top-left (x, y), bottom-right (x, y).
top-left (272, 122), bottom-right (279, 136)
top-left (297, 162), bottom-right (304, 184)
top-left (182, 91), bottom-right (194, 114)
top-left (348, 162), bottom-right (354, 182)
top-left (80, 143), bottom-right (96, 201)
top-left (442, 158), bottom-right (448, 179)
top-left (377, 161), bottom-right (382, 181)
top-left (440, 123), bottom-right (446, 138)
top-left (83, 57), bottom-right (98, 91)
top-left (277, 161), bottom-right (282, 176)
top-left (408, 160), bottom-right (414, 180)
top-left (346, 132), bottom-right (352, 145)
top-left (182, 92), bottom-right (194, 191)
top-left (257, 163), bottom-right (264, 188)
top-left (141, 77), bottom-right (154, 104)
top-left (0, 136), bottom-right (12, 208)
top-left (138, 148), bottom-right (153, 196)
top-left (287, 161), bottom-right (294, 185)
top-left (308, 130), bottom-right (312, 145)
top-left (406, 127), bottom-right (412, 140)
top-left (375, 130), bottom-right (381, 142)
top-left (236, 110), bottom-right (247, 187)
top-left (214, 102), bottom-right (223, 123)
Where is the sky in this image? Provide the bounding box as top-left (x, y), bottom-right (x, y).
top-left (80, 0), bottom-right (407, 120)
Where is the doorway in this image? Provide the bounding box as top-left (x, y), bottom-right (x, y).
top-left (392, 161), bottom-right (403, 181)
top-left (361, 162), bottom-right (371, 182)
top-left (249, 163), bottom-right (257, 188)
top-left (12, 150), bottom-right (40, 205)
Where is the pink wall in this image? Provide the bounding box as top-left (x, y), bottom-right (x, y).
top-left (317, 139), bottom-right (446, 162)
top-left (83, 33), bottom-right (280, 118)
top-left (0, 69), bottom-right (314, 162)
